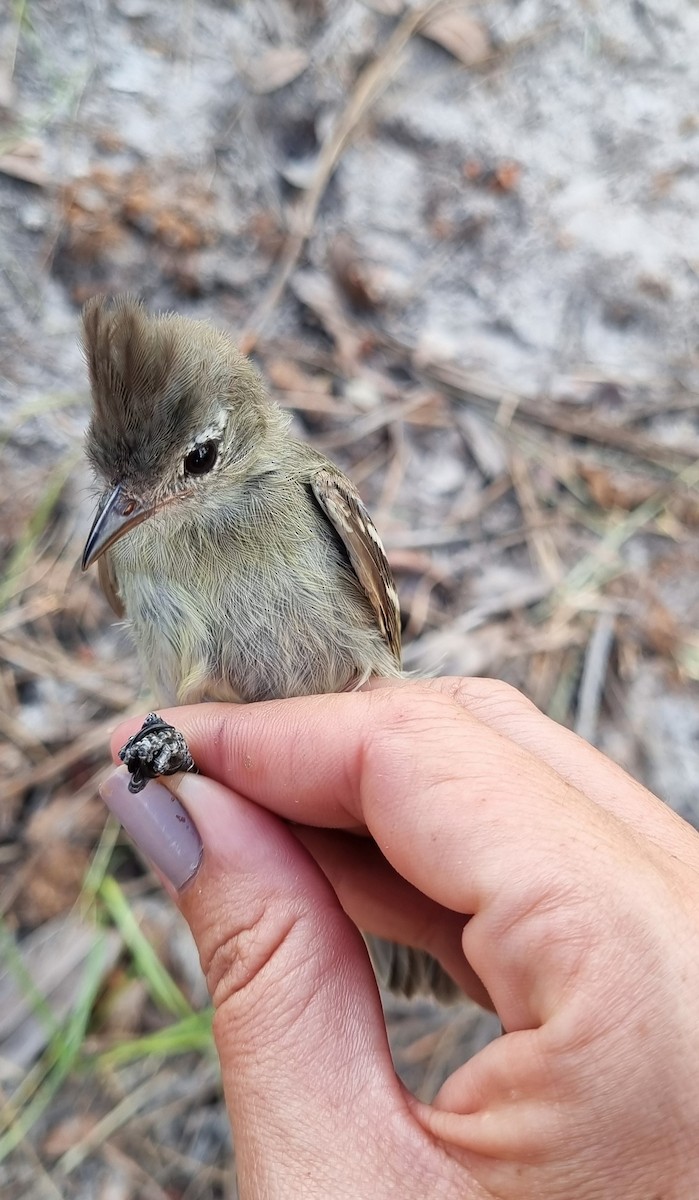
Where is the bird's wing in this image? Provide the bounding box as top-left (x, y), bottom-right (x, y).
top-left (310, 466), bottom-right (401, 664)
top-left (98, 551), bottom-right (125, 619)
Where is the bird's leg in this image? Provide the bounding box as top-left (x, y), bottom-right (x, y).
top-left (119, 712), bottom-right (198, 795)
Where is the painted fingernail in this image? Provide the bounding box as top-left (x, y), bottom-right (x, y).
top-left (100, 767), bottom-right (203, 890)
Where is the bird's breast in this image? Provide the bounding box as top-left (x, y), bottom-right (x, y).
top-left (110, 509), bottom-right (395, 705)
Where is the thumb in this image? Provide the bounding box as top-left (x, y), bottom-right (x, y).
top-left (100, 767), bottom-right (411, 1198)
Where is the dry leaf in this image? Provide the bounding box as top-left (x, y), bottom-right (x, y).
top-left (244, 46), bottom-right (310, 95)
top-left (17, 840), bottom-right (92, 926)
top-left (579, 463), bottom-right (656, 512)
top-left (493, 160), bottom-right (521, 191)
top-left (247, 210), bottom-right (285, 258)
top-left (329, 234), bottom-right (382, 312)
top-left (122, 176), bottom-right (215, 249)
top-left (638, 602), bottom-right (682, 659)
top-left (44, 1116), bottom-right (99, 1159)
top-left (421, 8), bottom-right (491, 67)
top-left (463, 157), bottom-right (521, 192)
top-left (388, 549), bottom-right (448, 579)
top-left (291, 269), bottom-right (366, 370)
top-left (99, 973), bottom-right (149, 1035)
top-left (25, 794), bottom-right (105, 846)
top-left (266, 358), bottom-right (332, 395)
top-left (263, 358), bottom-right (342, 415)
top-left (578, 461), bottom-right (699, 528)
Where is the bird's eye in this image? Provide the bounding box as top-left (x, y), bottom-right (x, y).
top-left (183, 441), bottom-right (218, 476)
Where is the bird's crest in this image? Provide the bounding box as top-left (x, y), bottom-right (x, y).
top-left (82, 295), bottom-right (263, 486)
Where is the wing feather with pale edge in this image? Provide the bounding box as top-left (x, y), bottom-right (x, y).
top-left (310, 467), bottom-right (401, 664)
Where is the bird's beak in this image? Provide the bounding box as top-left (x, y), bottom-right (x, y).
top-left (82, 484), bottom-right (153, 571)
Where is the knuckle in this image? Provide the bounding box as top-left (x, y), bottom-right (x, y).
top-left (364, 683), bottom-right (462, 769)
top-left (440, 675), bottom-right (538, 722)
top-left (203, 897), bottom-right (302, 1012)
top-left (363, 678), bottom-right (541, 786)
top-left (371, 680), bottom-right (454, 733)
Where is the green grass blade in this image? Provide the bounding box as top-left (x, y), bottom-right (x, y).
top-left (0, 934), bottom-right (109, 1163)
top-left (0, 916), bottom-right (62, 1046)
top-left (80, 816), bottom-right (121, 910)
top-left (98, 876), bottom-right (193, 1020)
top-left (97, 1009), bottom-right (214, 1068)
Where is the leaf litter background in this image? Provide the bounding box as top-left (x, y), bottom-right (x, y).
top-left (1, 0), bottom-right (699, 1196)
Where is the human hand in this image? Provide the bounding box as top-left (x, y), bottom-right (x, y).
top-left (102, 679), bottom-right (699, 1199)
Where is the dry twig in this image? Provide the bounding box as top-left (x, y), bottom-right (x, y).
top-left (240, 0), bottom-right (469, 353)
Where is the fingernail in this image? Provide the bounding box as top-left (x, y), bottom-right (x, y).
top-left (100, 767), bottom-right (203, 890)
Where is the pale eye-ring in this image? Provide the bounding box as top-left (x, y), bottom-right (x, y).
top-left (184, 441), bottom-right (218, 476)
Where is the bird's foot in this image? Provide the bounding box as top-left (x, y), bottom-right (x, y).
top-left (119, 712), bottom-right (198, 795)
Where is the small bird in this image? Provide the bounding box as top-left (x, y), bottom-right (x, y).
top-left (81, 294), bottom-right (459, 1002)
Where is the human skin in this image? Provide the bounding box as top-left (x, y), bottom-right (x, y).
top-left (103, 678), bottom-right (699, 1199)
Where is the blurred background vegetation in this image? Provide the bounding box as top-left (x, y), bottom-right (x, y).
top-left (1, 0), bottom-right (698, 1196)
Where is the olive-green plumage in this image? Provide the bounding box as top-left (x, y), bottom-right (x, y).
top-left (82, 294), bottom-right (459, 1002)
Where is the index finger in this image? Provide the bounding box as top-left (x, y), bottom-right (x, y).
top-left (110, 685), bottom-right (635, 916)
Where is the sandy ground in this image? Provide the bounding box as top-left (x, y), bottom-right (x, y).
top-left (1, 1), bottom-right (698, 1196)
